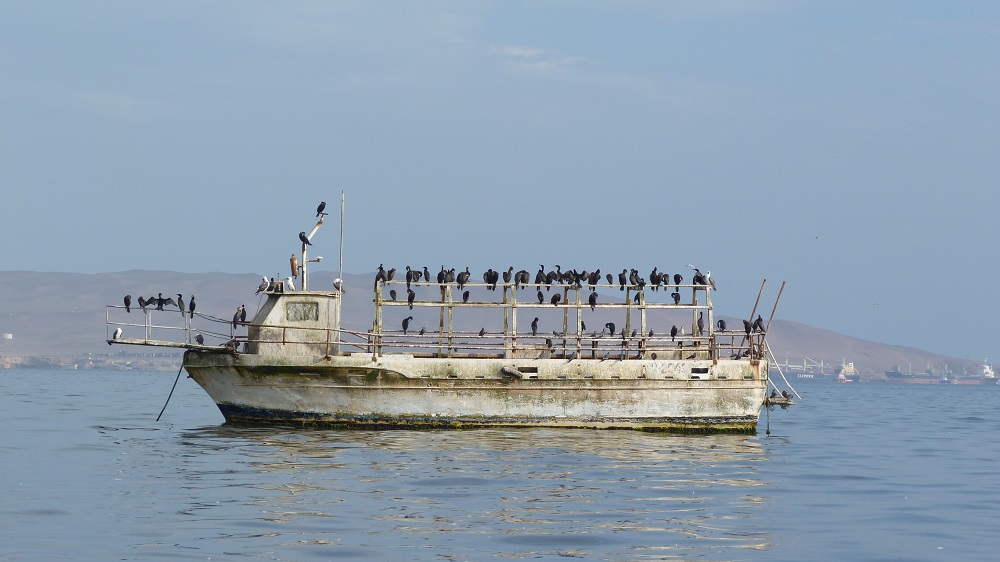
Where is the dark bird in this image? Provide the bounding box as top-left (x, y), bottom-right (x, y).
top-left (605, 322), bottom-right (616, 336)
top-left (407, 289), bottom-right (416, 310)
top-left (537, 290), bottom-right (544, 304)
top-left (374, 264), bottom-right (387, 289)
top-left (402, 316), bottom-right (413, 335)
top-left (534, 265), bottom-right (546, 289)
top-left (631, 329), bottom-right (637, 338)
top-left (670, 325), bottom-right (678, 341)
top-left (240, 304), bottom-right (247, 323)
top-left (123, 295), bottom-right (131, 313)
top-left (673, 273), bottom-right (682, 287)
top-left (633, 292), bottom-right (641, 304)
top-left (717, 319), bottom-right (727, 331)
top-left (463, 290), bottom-right (470, 303)
top-left (299, 231), bottom-right (312, 246)
top-left (618, 269), bottom-right (627, 291)
top-left (176, 294), bottom-right (185, 317)
top-left (457, 267), bottom-right (470, 290)
top-left (188, 295), bottom-right (196, 318)
top-left (752, 315), bottom-right (764, 332)
top-left (479, 328), bottom-right (486, 337)
top-left (582, 320), bottom-right (586, 331)
top-left (782, 390), bottom-right (792, 399)
top-left (692, 269), bottom-right (705, 285)
top-left (389, 289), bottom-right (397, 301)
top-left (743, 319), bottom-right (752, 336)
top-left (423, 266), bottom-right (431, 282)
top-left (137, 296), bottom-right (148, 311)
top-left (531, 317), bottom-right (539, 336)
top-left (697, 312), bottom-right (704, 335)
top-left (316, 201), bottom-right (326, 216)
top-left (550, 293), bottom-right (561, 306)
top-left (195, 334), bottom-right (204, 345)
top-left (770, 389), bottom-right (779, 399)
top-left (605, 273), bottom-right (613, 285)
top-left (503, 266), bottom-right (513, 284)
top-left (671, 292), bottom-right (681, 305)
top-left (386, 267), bottom-right (396, 282)
top-left (419, 327), bottom-right (426, 336)
top-left (232, 305), bottom-right (243, 329)
top-left (589, 292), bottom-right (598, 311)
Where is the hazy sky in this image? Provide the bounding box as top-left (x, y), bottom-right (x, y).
top-left (2, 2), bottom-right (998, 362)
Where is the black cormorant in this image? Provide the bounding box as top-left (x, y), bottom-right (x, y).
top-left (537, 290), bottom-right (544, 304)
top-left (299, 231), bottom-right (312, 246)
top-left (316, 201), bottom-right (326, 216)
top-left (479, 328), bottom-right (486, 337)
top-left (589, 292), bottom-right (597, 310)
top-left (463, 290), bottom-right (470, 303)
top-left (670, 325), bottom-right (678, 341)
top-left (389, 289), bottom-right (397, 301)
top-left (402, 316), bottom-right (413, 335)
top-left (123, 295), bottom-right (131, 313)
top-left (605, 322), bottom-right (616, 336)
top-left (195, 334), bottom-right (204, 345)
top-left (531, 317), bottom-right (539, 336)
top-left (177, 295), bottom-right (185, 317)
top-left (188, 295), bottom-right (196, 318)
top-left (550, 294), bottom-right (561, 306)
top-left (717, 319), bottom-right (727, 331)
top-left (407, 289), bottom-right (416, 310)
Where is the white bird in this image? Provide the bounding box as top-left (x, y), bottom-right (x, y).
top-left (112, 327), bottom-right (122, 340)
top-left (333, 278), bottom-right (343, 292)
top-left (705, 271), bottom-right (716, 290)
top-left (255, 276), bottom-right (269, 294)
top-left (285, 276), bottom-right (296, 292)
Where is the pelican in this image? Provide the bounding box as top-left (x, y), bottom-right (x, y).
top-left (123, 295), bottom-right (131, 313)
top-left (299, 231), bottom-right (312, 246)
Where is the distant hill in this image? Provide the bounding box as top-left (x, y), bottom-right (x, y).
top-left (0, 270), bottom-right (982, 376)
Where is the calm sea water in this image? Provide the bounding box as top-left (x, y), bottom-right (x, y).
top-left (2, 370), bottom-right (998, 561)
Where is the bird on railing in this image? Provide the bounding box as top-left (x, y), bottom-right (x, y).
top-left (123, 295), bottom-right (131, 313)
top-left (479, 328), bottom-right (486, 337)
top-left (752, 315), bottom-right (764, 332)
top-left (188, 295), bottom-right (196, 318)
top-left (531, 317), bottom-right (539, 336)
top-left (402, 316), bottom-right (413, 335)
top-left (605, 322), bottom-right (615, 337)
top-left (671, 292), bottom-right (681, 305)
top-left (407, 289), bottom-right (416, 310)
top-left (717, 319), bottom-right (727, 331)
top-left (550, 294), bottom-right (561, 306)
top-left (463, 290), bottom-right (470, 303)
top-left (374, 264), bottom-right (387, 289)
top-left (419, 327), bottom-right (425, 336)
top-left (111, 327), bottom-right (122, 342)
top-left (195, 334), bottom-right (204, 345)
top-left (176, 295), bottom-right (185, 317)
top-left (671, 325), bottom-right (678, 341)
top-left (389, 289), bottom-right (397, 301)
top-left (536, 290), bottom-right (544, 304)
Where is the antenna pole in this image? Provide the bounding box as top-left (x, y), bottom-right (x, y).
top-left (337, 192), bottom-right (345, 341)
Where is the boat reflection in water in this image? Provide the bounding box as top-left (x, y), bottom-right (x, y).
top-left (174, 426), bottom-right (775, 558)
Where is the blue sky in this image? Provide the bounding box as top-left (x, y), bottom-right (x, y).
top-left (2, 2), bottom-right (998, 361)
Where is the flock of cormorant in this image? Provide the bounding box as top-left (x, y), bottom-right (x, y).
top-left (123, 293), bottom-right (196, 317)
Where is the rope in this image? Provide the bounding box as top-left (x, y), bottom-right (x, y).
top-left (765, 340), bottom-right (801, 400)
top-left (156, 363), bottom-right (185, 422)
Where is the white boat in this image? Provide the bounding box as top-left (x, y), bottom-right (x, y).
top-left (106, 204), bottom-right (777, 433)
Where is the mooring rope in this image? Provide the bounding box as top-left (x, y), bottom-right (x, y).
top-left (156, 363), bottom-right (185, 422)
top-left (765, 340), bottom-right (801, 400)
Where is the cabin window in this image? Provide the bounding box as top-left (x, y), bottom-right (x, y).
top-left (285, 301), bottom-right (319, 322)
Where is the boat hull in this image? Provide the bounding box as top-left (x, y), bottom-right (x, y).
top-left (183, 351), bottom-right (768, 433)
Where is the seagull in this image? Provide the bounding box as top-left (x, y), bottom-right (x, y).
top-left (333, 278), bottom-right (343, 292)
top-left (111, 327), bottom-right (122, 341)
top-left (298, 231), bottom-right (312, 246)
top-left (123, 295), bottom-right (131, 313)
top-left (285, 276), bottom-right (296, 292)
top-left (316, 201), bottom-right (326, 216)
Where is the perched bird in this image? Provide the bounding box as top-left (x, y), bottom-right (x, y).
top-left (333, 278), bottom-right (343, 292)
top-left (457, 267), bottom-right (470, 290)
top-left (285, 276), bottom-right (296, 292)
top-left (188, 295), bottom-right (196, 318)
top-left (423, 266), bottom-right (431, 282)
top-left (673, 273), bottom-right (683, 287)
top-left (531, 317), bottom-right (539, 336)
top-left (374, 264), bottom-right (387, 289)
top-left (316, 201), bottom-right (327, 216)
top-left (256, 277), bottom-right (269, 294)
top-left (176, 294), bottom-right (185, 317)
top-left (550, 293), bottom-right (561, 306)
top-left (743, 319), bottom-right (752, 336)
top-left (463, 290), bottom-right (470, 303)
top-left (605, 273), bottom-right (613, 285)
top-left (589, 292), bottom-right (598, 311)
top-left (479, 328), bottom-right (486, 337)
top-left (697, 312), bottom-right (704, 335)
top-left (770, 389), bottom-right (779, 399)
top-left (752, 315), bottom-right (764, 332)
top-left (407, 288), bottom-right (416, 310)
top-left (299, 231), bottom-right (312, 246)
top-left (705, 271), bottom-right (716, 290)
top-left (782, 390), bottom-right (792, 399)
top-left (618, 269), bottom-right (627, 291)
top-left (670, 325), bottom-right (678, 341)
top-left (195, 334), bottom-right (204, 345)
top-left (232, 305), bottom-right (243, 329)
top-left (717, 319), bottom-right (727, 331)
top-left (137, 296), bottom-right (148, 311)
top-left (536, 290), bottom-right (544, 304)
top-left (419, 327), bottom-right (426, 336)
top-left (402, 316), bottom-right (413, 335)
top-left (389, 289), bottom-right (397, 301)
top-left (111, 327), bottom-right (122, 341)
top-left (123, 295), bottom-right (131, 313)
top-left (605, 322), bottom-right (616, 337)
top-left (671, 292), bottom-right (681, 305)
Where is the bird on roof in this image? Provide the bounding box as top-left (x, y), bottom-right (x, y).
top-left (285, 276), bottom-right (296, 292)
top-left (256, 277), bottom-right (269, 294)
top-left (333, 278), bottom-right (343, 292)
top-left (316, 201), bottom-right (327, 217)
